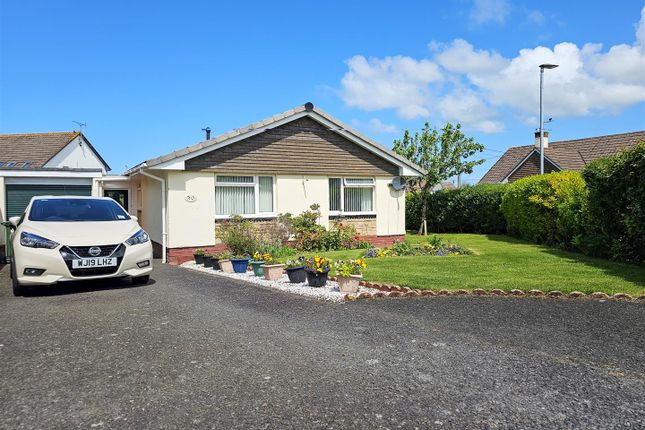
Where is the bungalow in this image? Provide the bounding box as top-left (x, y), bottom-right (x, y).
top-left (479, 130), bottom-right (645, 184)
top-left (126, 103), bottom-right (425, 264)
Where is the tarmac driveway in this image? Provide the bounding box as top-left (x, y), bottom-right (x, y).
top-left (0, 262), bottom-right (643, 429)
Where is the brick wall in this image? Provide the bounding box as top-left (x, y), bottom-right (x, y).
top-left (330, 216), bottom-right (377, 236)
top-left (359, 234), bottom-right (405, 247)
top-left (166, 234), bottom-right (404, 265)
top-left (214, 218), bottom-right (279, 245)
top-left (168, 244), bottom-right (228, 265)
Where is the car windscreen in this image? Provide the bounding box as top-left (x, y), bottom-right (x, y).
top-left (29, 199), bottom-right (131, 222)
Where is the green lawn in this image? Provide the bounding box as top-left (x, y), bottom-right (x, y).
top-left (293, 234), bottom-right (645, 296)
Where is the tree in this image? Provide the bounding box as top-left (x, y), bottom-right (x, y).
top-left (393, 122), bottom-right (485, 235)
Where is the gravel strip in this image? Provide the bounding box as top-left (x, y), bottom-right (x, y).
top-left (180, 261), bottom-right (380, 302)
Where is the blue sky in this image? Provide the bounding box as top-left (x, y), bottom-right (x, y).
top-left (1, 0), bottom-right (644, 182)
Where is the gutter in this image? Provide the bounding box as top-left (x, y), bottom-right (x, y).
top-left (131, 166), bottom-right (167, 264)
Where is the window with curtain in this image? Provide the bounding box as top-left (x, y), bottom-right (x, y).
top-left (258, 176), bottom-right (273, 212)
top-left (329, 177), bottom-right (374, 213)
top-left (344, 186), bottom-right (373, 212)
top-left (329, 178), bottom-right (341, 211)
top-left (215, 175), bottom-right (273, 216)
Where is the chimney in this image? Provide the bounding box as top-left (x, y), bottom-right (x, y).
top-left (534, 130), bottom-right (549, 148)
top-left (202, 127), bottom-right (211, 140)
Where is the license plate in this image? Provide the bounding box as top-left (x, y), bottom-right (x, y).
top-left (72, 257), bottom-right (117, 269)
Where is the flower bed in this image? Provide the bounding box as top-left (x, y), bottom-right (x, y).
top-left (180, 261), bottom-right (380, 303)
top-left (364, 235), bottom-right (469, 258)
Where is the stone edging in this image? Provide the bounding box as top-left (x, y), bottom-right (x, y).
top-left (327, 276), bottom-right (645, 303)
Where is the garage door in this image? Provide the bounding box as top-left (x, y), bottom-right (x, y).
top-left (5, 184), bottom-right (92, 218)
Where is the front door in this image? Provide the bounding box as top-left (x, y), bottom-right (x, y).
top-left (104, 190), bottom-right (129, 211)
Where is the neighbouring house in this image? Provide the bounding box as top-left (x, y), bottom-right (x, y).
top-left (125, 103), bottom-right (425, 264)
top-left (0, 132), bottom-right (133, 259)
top-left (479, 130), bottom-right (645, 184)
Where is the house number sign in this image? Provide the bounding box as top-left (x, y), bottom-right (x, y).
top-left (185, 195), bottom-right (197, 203)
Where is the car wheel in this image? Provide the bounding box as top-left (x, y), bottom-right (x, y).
top-left (132, 275), bottom-right (150, 285)
top-left (11, 263), bottom-right (26, 297)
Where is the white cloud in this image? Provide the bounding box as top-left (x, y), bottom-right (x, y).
top-left (469, 0), bottom-right (511, 25)
top-left (339, 6), bottom-right (645, 133)
top-left (366, 118), bottom-right (398, 134)
top-left (436, 88), bottom-right (504, 133)
top-left (637, 4), bottom-right (645, 47)
top-left (434, 39), bottom-right (509, 76)
top-left (341, 55), bottom-right (442, 119)
top-left (527, 10), bottom-right (545, 25)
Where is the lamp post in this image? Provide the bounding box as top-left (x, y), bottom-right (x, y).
top-left (539, 63), bottom-right (558, 174)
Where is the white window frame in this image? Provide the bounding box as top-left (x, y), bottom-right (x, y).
top-left (329, 177), bottom-right (376, 216)
top-left (214, 174), bottom-right (276, 219)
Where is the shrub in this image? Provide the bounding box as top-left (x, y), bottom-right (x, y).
top-left (581, 142), bottom-right (645, 263)
top-left (501, 171), bottom-right (587, 248)
top-left (290, 205), bottom-right (368, 251)
top-left (217, 215), bottom-right (259, 256)
top-left (407, 184), bottom-right (507, 234)
top-left (258, 213), bottom-right (293, 248)
top-left (292, 204), bottom-right (327, 251)
top-left (323, 221), bottom-right (362, 250)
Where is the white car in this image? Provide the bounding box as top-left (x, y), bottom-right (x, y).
top-left (8, 196), bottom-right (153, 296)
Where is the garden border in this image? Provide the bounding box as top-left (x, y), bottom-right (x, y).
top-left (180, 260), bottom-right (644, 303)
top-left (344, 278), bottom-right (645, 302)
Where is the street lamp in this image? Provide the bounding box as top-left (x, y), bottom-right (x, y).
top-left (539, 63), bottom-right (558, 174)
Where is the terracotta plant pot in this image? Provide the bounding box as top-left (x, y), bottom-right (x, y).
top-left (337, 274), bottom-right (362, 293)
top-left (230, 258), bottom-right (250, 273)
top-left (219, 259), bottom-right (234, 273)
top-left (250, 261), bottom-right (265, 277)
top-left (262, 264), bottom-right (285, 281)
top-left (286, 266), bottom-right (306, 283)
top-left (305, 268), bottom-right (329, 288)
top-left (194, 254), bottom-right (204, 264)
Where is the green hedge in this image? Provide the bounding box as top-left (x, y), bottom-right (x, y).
top-left (581, 142), bottom-right (645, 263)
top-left (406, 184), bottom-right (507, 234)
top-left (406, 143), bottom-right (644, 263)
top-left (500, 171), bottom-right (587, 248)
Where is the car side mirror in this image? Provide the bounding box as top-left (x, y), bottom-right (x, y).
top-left (8, 216), bottom-right (20, 228)
top-left (130, 215), bottom-right (138, 222)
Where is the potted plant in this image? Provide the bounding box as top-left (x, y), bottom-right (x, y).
top-left (285, 257), bottom-right (307, 283)
top-left (249, 251), bottom-right (267, 277)
top-left (193, 248), bottom-right (206, 264)
top-left (218, 251), bottom-right (234, 273)
top-left (202, 253), bottom-right (214, 268)
top-left (334, 259), bottom-right (367, 293)
top-left (261, 255), bottom-right (285, 281)
top-left (304, 256), bottom-right (331, 287)
top-left (230, 255), bottom-right (251, 273)
top-left (209, 252), bottom-right (225, 270)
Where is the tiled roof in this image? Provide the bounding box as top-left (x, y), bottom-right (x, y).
top-left (127, 103), bottom-right (425, 176)
top-left (479, 131), bottom-right (645, 184)
top-left (0, 131), bottom-right (80, 168)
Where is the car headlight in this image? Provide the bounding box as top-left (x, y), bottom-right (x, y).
top-left (126, 229), bottom-right (149, 246)
top-left (20, 232), bottom-right (59, 249)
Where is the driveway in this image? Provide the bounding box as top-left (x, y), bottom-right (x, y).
top-left (0, 263), bottom-right (643, 429)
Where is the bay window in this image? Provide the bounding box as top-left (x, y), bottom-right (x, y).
top-left (215, 175), bottom-right (274, 217)
top-left (329, 177), bottom-right (375, 214)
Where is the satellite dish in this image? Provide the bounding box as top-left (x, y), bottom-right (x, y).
top-left (390, 176), bottom-right (407, 191)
